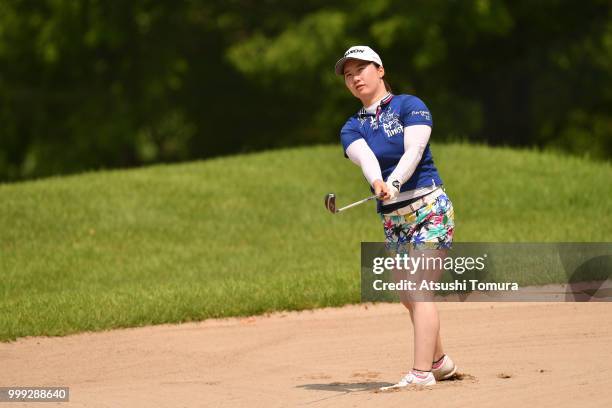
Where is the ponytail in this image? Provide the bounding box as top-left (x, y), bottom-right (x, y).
top-left (383, 78), bottom-right (392, 92)
top-left (373, 62), bottom-right (392, 93)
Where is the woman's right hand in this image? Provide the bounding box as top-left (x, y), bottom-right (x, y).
top-left (373, 179), bottom-right (390, 200)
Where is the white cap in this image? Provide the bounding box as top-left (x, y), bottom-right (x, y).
top-left (334, 46), bottom-right (383, 75)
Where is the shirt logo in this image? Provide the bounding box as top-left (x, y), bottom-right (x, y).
top-left (359, 109), bottom-right (403, 136)
top-left (411, 110), bottom-right (431, 121)
top-left (369, 116), bottom-right (378, 130)
top-left (380, 110), bottom-right (403, 138)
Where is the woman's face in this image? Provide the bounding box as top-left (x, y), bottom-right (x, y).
top-left (343, 59), bottom-right (385, 101)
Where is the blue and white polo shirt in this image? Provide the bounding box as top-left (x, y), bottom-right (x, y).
top-left (340, 93), bottom-right (443, 213)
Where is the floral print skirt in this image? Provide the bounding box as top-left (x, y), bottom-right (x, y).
top-left (380, 190), bottom-right (455, 254)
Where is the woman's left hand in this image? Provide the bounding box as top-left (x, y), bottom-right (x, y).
top-left (385, 179), bottom-right (400, 200)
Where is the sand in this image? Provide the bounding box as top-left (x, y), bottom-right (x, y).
top-left (2, 302), bottom-right (611, 407)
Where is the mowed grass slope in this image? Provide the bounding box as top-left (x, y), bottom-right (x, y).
top-left (1, 144), bottom-right (611, 341)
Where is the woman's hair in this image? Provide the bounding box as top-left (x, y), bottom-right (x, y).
top-left (382, 78), bottom-right (392, 92)
top-left (373, 63), bottom-right (392, 92)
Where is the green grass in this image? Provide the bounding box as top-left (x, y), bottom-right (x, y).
top-left (1, 143), bottom-right (611, 341)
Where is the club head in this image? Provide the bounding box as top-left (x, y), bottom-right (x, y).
top-left (324, 193), bottom-right (337, 213)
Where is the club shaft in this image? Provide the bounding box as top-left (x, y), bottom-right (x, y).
top-left (337, 194), bottom-right (378, 212)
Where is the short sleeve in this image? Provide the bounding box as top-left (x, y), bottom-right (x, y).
top-left (340, 119), bottom-right (363, 158)
top-left (399, 96), bottom-right (433, 128)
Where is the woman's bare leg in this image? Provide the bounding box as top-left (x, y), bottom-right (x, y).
top-left (402, 301), bottom-right (445, 363)
top-left (399, 248), bottom-right (447, 370)
top-left (410, 301), bottom-right (439, 370)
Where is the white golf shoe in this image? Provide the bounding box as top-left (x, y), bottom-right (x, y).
top-left (432, 355), bottom-right (457, 381)
top-left (380, 370), bottom-right (436, 390)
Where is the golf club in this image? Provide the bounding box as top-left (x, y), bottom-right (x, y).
top-left (324, 193), bottom-right (380, 214)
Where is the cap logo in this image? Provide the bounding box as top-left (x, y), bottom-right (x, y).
top-left (345, 49), bottom-right (365, 57)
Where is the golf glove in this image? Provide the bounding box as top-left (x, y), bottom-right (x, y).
top-left (386, 179), bottom-right (401, 200)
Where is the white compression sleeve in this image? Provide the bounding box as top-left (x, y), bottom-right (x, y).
top-left (387, 125), bottom-right (432, 185)
top-left (345, 139), bottom-right (383, 187)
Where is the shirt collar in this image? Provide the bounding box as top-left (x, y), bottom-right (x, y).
top-left (358, 93), bottom-right (393, 117)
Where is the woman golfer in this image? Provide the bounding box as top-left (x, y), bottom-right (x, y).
top-left (335, 45), bottom-right (457, 388)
